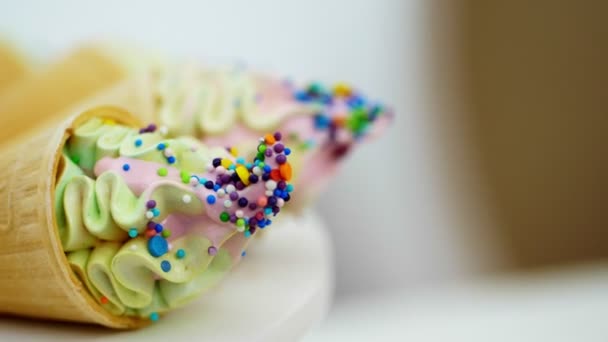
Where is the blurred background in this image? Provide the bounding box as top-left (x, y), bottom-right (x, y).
top-left (1, 0), bottom-right (607, 340)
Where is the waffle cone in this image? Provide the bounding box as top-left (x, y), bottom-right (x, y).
top-left (0, 106), bottom-right (148, 329)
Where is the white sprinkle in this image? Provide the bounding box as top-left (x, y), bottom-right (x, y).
top-left (227, 169), bottom-right (235, 175)
top-left (265, 180), bottom-right (277, 191)
top-left (217, 189), bottom-right (226, 198)
top-left (265, 190), bottom-right (274, 197)
top-left (190, 177), bottom-right (199, 187)
top-left (163, 148), bottom-right (174, 157)
top-left (159, 126), bottom-right (169, 136)
top-left (167, 243), bottom-right (173, 251)
top-left (206, 164), bottom-right (215, 172)
top-left (226, 184), bottom-right (236, 194)
top-left (224, 200), bottom-right (232, 208)
top-left (277, 198), bottom-right (285, 207)
top-left (145, 211), bottom-right (154, 219)
top-left (182, 195), bottom-right (192, 204)
top-left (236, 225), bottom-right (245, 232)
top-left (216, 166), bottom-right (226, 174)
top-left (130, 245), bottom-right (138, 251)
top-left (252, 166), bottom-right (262, 176)
top-left (235, 210), bottom-right (244, 218)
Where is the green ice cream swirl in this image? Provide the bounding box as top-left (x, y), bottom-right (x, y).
top-left (55, 118), bottom-right (243, 318)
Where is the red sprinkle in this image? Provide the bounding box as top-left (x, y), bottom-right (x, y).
top-left (100, 296), bottom-right (109, 304)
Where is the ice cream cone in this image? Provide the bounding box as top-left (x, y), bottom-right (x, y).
top-left (0, 41), bottom-right (29, 94)
top-left (0, 106), bottom-right (148, 328)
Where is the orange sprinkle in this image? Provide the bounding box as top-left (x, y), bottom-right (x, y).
top-left (100, 296), bottom-right (109, 304)
top-left (145, 229), bottom-right (156, 238)
top-left (279, 162), bottom-right (292, 181)
top-left (257, 196), bottom-right (268, 207)
top-left (333, 116), bottom-right (347, 127)
top-left (270, 169), bottom-right (282, 181)
top-left (264, 134), bottom-right (276, 145)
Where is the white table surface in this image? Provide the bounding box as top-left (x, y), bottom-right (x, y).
top-left (305, 263), bottom-right (608, 342)
top-left (0, 211), bottom-right (333, 342)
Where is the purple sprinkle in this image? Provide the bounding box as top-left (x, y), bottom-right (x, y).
top-left (273, 143), bottom-right (284, 153)
top-left (248, 203), bottom-right (258, 210)
top-left (235, 181), bottom-right (245, 190)
top-left (249, 218), bottom-right (258, 227)
top-left (277, 181), bottom-right (287, 190)
top-left (276, 154), bottom-right (287, 164)
top-left (147, 221), bottom-right (156, 229)
top-left (208, 246), bottom-right (218, 256)
top-left (229, 214), bottom-right (238, 223)
top-left (147, 123), bottom-right (157, 132)
top-left (221, 174), bottom-right (232, 183)
top-left (146, 200), bottom-right (157, 209)
top-left (249, 174), bottom-right (259, 184)
top-left (238, 197), bottom-right (248, 207)
top-left (229, 192), bottom-right (239, 201)
top-left (274, 132), bottom-right (282, 141)
top-left (262, 174), bottom-right (270, 181)
top-left (264, 149), bottom-right (273, 157)
top-left (268, 196), bottom-right (277, 206)
top-left (204, 181), bottom-right (214, 189)
top-left (249, 226), bottom-right (257, 235)
top-left (272, 206), bottom-right (281, 214)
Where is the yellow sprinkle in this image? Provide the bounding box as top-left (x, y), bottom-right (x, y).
top-left (221, 158), bottom-right (232, 169)
top-left (103, 119), bottom-right (117, 126)
top-left (230, 147), bottom-right (239, 157)
top-left (333, 83), bottom-right (352, 97)
top-left (236, 165), bottom-right (250, 185)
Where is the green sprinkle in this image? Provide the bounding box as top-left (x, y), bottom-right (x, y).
top-left (256, 152), bottom-right (265, 162)
top-left (258, 144), bottom-right (267, 153)
top-left (236, 218), bottom-right (245, 227)
top-left (219, 212), bottom-right (230, 222)
top-left (71, 155), bottom-right (80, 165)
top-left (161, 229), bottom-right (171, 238)
top-left (157, 168), bottom-right (168, 177)
top-left (180, 170), bottom-right (190, 184)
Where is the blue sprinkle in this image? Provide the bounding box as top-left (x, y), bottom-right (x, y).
top-left (246, 162), bottom-right (253, 169)
top-left (150, 312), bottom-right (160, 322)
top-left (236, 157), bottom-right (245, 165)
top-left (274, 189), bottom-right (282, 196)
top-left (155, 223), bottom-right (163, 233)
top-left (161, 260), bottom-right (171, 272)
top-left (122, 164), bottom-right (130, 171)
top-left (176, 249), bottom-right (186, 259)
top-left (263, 165), bottom-right (271, 173)
top-left (265, 219), bottom-right (272, 226)
top-left (134, 139), bottom-right (143, 147)
top-left (284, 148), bottom-right (291, 156)
top-left (241, 250), bottom-right (246, 257)
top-left (199, 177), bottom-right (207, 184)
top-left (347, 95), bottom-right (365, 108)
top-left (167, 156), bottom-right (176, 164)
top-left (286, 184), bottom-right (294, 192)
top-left (314, 114), bottom-right (330, 129)
top-left (207, 195), bottom-right (216, 204)
top-left (264, 208), bottom-right (273, 216)
top-left (294, 90), bottom-right (310, 102)
top-left (148, 236), bottom-right (168, 257)
top-left (128, 228), bottom-right (138, 238)
top-left (157, 143), bottom-right (166, 150)
top-left (152, 208), bottom-right (160, 217)
top-left (258, 221), bottom-right (266, 229)
top-left (244, 231), bottom-right (252, 238)
top-left (213, 184), bottom-right (220, 191)
top-left (228, 164), bottom-right (236, 170)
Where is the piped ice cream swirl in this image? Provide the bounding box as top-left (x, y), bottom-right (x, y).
top-left (152, 65), bottom-right (391, 208)
top-left (56, 117), bottom-right (295, 319)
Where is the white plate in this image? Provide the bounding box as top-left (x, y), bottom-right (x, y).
top-left (0, 211), bottom-right (333, 342)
